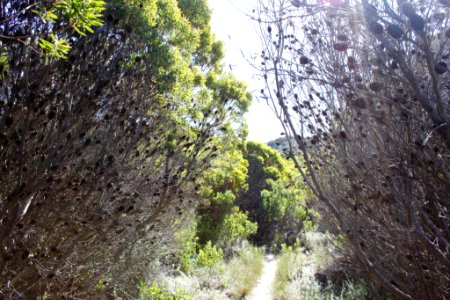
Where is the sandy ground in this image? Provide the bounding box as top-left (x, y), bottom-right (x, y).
top-left (245, 254), bottom-right (278, 300)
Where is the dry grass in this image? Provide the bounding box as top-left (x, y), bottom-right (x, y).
top-left (150, 242), bottom-right (264, 300)
top-left (273, 246), bottom-right (305, 300)
top-left (224, 242), bottom-right (264, 299)
top-left (273, 232), bottom-right (368, 300)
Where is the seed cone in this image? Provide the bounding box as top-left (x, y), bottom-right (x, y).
top-left (409, 14), bottom-right (425, 32)
top-left (387, 24), bottom-right (403, 39)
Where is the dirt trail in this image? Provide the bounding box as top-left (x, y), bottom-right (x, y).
top-left (245, 254), bottom-right (278, 300)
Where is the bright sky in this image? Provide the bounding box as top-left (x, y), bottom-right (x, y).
top-left (208, 0), bottom-right (284, 143)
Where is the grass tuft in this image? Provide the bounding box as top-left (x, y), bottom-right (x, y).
top-left (273, 232), bottom-right (369, 300)
top-left (150, 242), bottom-right (264, 300)
top-left (225, 242), bottom-right (264, 299)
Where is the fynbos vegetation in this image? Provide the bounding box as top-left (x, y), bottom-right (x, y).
top-left (255, 0), bottom-right (449, 298)
top-left (1, 0), bottom-right (448, 299)
top-left (0, 0), bottom-right (251, 297)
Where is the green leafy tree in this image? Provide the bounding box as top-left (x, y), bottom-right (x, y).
top-left (1, 0), bottom-right (105, 59)
top-left (177, 0), bottom-right (224, 68)
top-left (237, 142), bottom-right (314, 247)
top-left (196, 144), bottom-right (250, 245)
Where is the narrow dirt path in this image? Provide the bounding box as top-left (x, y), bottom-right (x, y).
top-left (245, 254), bottom-right (278, 300)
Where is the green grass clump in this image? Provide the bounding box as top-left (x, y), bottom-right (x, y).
top-left (225, 242), bottom-right (265, 299)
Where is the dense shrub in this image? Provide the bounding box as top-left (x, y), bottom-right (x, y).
top-left (255, 0), bottom-right (449, 298)
top-left (0, 0), bottom-right (250, 297)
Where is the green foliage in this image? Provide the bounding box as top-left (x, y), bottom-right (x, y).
top-left (105, 0), bottom-right (197, 96)
top-left (246, 141), bottom-right (289, 177)
top-left (177, 0), bottom-right (211, 28)
top-left (206, 73), bottom-right (251, 112)
top-left (54, 0), bottom-right (105, 35)
top-left (34, 0), bottom-right (105, 57)
top-left (241, 141), bottom-right (315, 247)
top-left (174, 218), bottom-right (199, 274)
top-left (199, 147), bottom-right (248, 200)
top-left (214, 190), bottom-right (236, 206)
top-left (38, 34), bottom-right (71, 60)
top-left (94, 279), bottom-right (107, 294)
top-left (196, 213), bottom-right (225, 246)
top-left (177, 0), bottom-right (224, 68)
top-left (138, 281), bottom-right (190, 300)
top-left (222, 207), bottom-right (258, 245)
top-left (261, 178), bottom-right (311, 226)
top-left (178, 239), bottom-right (198, 273)
top-left (196, 144), bottom-right (250, 246)
top-left (197, 241), bottom-right (223, 269)
top-left (0, 54), bottom-right (9, 80)
top-left (263, 166), bottom-right (282, 180)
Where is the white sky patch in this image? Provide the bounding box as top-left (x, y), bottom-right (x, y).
top-left (209, 0), bottom-right (284, 143)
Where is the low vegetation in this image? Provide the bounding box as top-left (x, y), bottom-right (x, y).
top-left (224, 243), bottom-right (264, 298)
top-left (138, 242), bottom-right (264, 300)
top-left (273, 232), bottom-right (369, 300)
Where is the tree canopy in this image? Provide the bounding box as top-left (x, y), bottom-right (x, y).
top-left (237, 141), bottom-right (314, 248)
